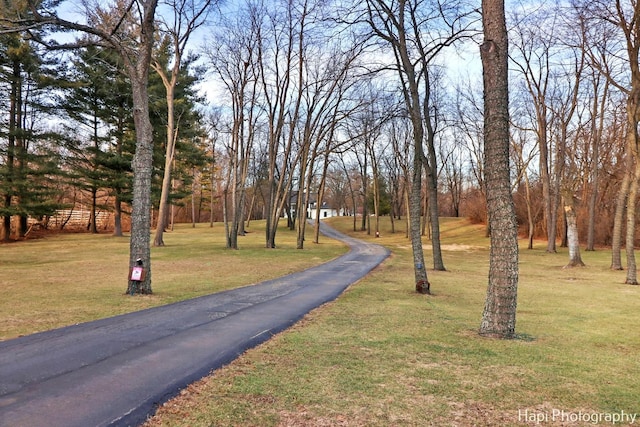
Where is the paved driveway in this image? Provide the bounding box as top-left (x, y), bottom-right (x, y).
top-left (0, 223), bottom-right (389, 427)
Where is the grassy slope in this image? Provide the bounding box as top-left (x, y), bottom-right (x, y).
top-left (143, 217), bottom-right (640, 427)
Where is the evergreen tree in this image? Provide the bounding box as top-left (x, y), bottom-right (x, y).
top-left (62, 44), bottom-right (135, 235)
top-left (0, 33), bottom-right (65, 240)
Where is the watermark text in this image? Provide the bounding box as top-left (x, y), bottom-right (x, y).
top-left (518, 409), bottom-right (637, 425)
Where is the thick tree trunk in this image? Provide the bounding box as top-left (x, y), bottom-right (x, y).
top-left (126, 77), bottom-right (155, 294)
top-left (126, 0), bottom-right (158, 295)
top-left (479, 0), bottom-right (519, 338)
top-left (410, 154), bottom-right (430, 294)
top-left (563, 192), bottom-right (585, 268)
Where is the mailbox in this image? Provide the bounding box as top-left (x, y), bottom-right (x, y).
top-left (129, 258), bottom-right (146, 281)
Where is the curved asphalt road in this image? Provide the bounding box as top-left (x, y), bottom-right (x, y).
top-left (0, 223), bottom-right (389, 427)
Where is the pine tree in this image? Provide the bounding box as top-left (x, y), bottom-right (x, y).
top-left (62, 44), bottom-right (135, 234)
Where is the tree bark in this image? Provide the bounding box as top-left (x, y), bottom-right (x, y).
top-left (563, 191), bottom-right (585, 268)
top-left (410, 148), bottom-right (430, 294)
top-left (479, 0), bottom-right (519, 338)
top-left (586, 76), bottom-right (607, 251)
top-left (3, 59), bottom-right (19, 241)
top-left (625, 160), bottom-right (640, 284)
top-left (152, 82), bottom-right (177, 247)
top-left (611, 154), bottom-right (631, 270)
top-left (127, 72), bottom-right (155, 294)
top-left (524, 172), bottom-right (534, 250)
top-left (126, 0), bottom-right (159, 295)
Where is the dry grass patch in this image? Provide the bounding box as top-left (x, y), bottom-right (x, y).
top-left (0, 221), bottom-right (346, 340)
top-left (144, 217), bottom-right (640, 427)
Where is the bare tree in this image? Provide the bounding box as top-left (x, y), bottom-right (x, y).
top-left (205, 3), bottom-right (263, 249)
top-left (152, 0), bottom-right (216, 247)
top-left (585, 68), bottom-right (609, 251)
top-left (479, 0), bottom-right (519, 338)
top-left (259, 0), bottom-right (308, 249)
top-left (510, 127), bottom-right (538, 249)
top-left (577, 0), bottom-right (640, 283)
top-left (361, 0), bottom-right (472, 292)
top-left (294, 36), bottom-right (361, 249)
top-left (386, 115), bottom-right (413, 234)
top-left (453, 78), bottom-right (489, 234)
top-left (510, 4), bottom-right (561, 253)
top-left (539, 7), bottom-right (587, 267)
top-left (439, 140), bottom-right (464, 217)
top-left (307, 50), bottom-right (363, 246)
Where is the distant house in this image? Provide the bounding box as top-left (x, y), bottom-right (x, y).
top-left (288, 192), bottom-right (340, 220)
top-left (308, 200), bottom-right (339, 220)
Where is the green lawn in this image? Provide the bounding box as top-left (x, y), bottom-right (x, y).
top-left (0, 221), bottom-right (346, 340)
top-left (2, 217), bottom-right (638, 426)
top-left (143, 217), bottom-right (640, 427)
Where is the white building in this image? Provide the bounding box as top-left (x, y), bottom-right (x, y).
top-left (307, 200), bottom-right (339, 220)
top-left (288, 192), bottom-right (340, 220)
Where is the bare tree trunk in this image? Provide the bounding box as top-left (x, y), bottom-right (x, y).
top-left (371, 156), bottom-right (380, 238)
top-left (3, 59), bottom-right (18, 241)
top-left (191, 174), bottom-right (197, 228)
top-left (314, 151), bottom-right (331, 244)
top-left (427, 173), bottom-right (445, 270)
top-left (548, 170), bottom-right (561, 252)
top-left (524, 173), bottom-right (535, 250)
top-left (410, 151), bottom-right (430, 294)
top-left (112, 119), bottom-right (125, 237)
top-left (125, 0), bottom-right (159, 295)
top-left (210, 137), bottom-right (217, 228)
top-left (153, 128), bottom-right (175, 246)
top-left (479, 0), bottom-right (519, 338)
top-left (127, 81), bottom-right (155, 293)
top-left (89, 110), bottom-right (100, 234)
top-left (586, 76), bottom-right (607, 251)
top-left (625, 161), bottom-right (640, 284)
top-left (405, 186), bottom-right (410, 239)
top-left (152, 0), bottom-right (213, 245)
top-left (421, 187), bottom-right (428, 237)
top-left (245, 190), bottom-right (256, 229)
top-left (563, 191), bottom-right (585, 268)
top-left (389, 174), bottom-right (397, 233)
top-left (223, 189), bottom-right (231, 248)
top-left (296, 154), bottom-right (309, 249)
top-left (89, 187), bottom-right (98, 233)
top-left (611, 155), bottom-right (631, 270)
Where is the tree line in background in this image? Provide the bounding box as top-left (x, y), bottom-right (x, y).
top-left (2, 1), bottom-right (640, 332)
